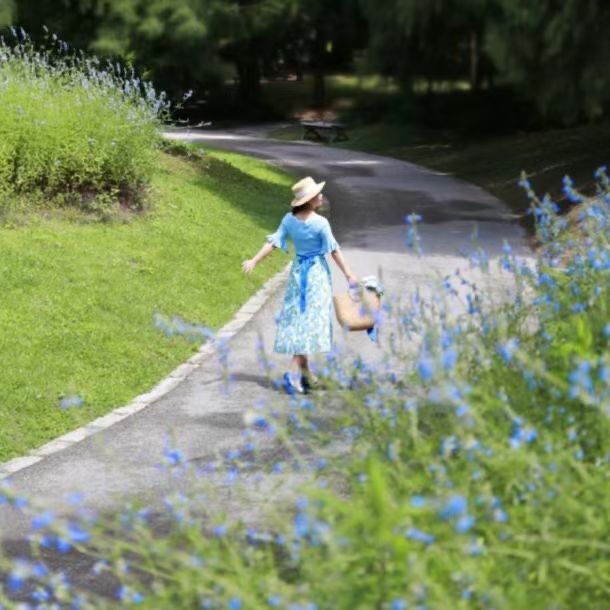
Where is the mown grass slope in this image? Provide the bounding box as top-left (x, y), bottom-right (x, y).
top-left (0, 148), bottom-right (291, 461)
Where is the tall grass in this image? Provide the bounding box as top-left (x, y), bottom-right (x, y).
top-left (0, 30), bottom-right (168, 216)
top-left (1, 170), bottom-right (609, 608)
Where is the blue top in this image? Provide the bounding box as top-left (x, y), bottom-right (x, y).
top-left (266, 212), bottom-right (340, 257)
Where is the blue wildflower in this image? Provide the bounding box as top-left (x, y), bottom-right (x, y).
top-left (411, 495), bottom-right (427, 508)
top-left (497, 338), bottom-right (519, 363)
top-left (524, 428), bottom-right (538, 443)
top-left (509, 418), bottom-right (537, 449)
top-left (163, 442), bottom-right (184, 467)
top-left (56, 538), bottom-right (72, 553)
top-left (405, 213), bottom-right (422, 224)
top-left (7, 562), bottom-right (28, 592)
top-left (32, 587), bottom-right (50, 602)
top-left (571, 302), bottom-right (586, 314)
top-left (438, 495), bottom-right (467, 520)
top-left (67, 522), bottom-right (90, 543)
top-left (405, 226), bottom-right (421, 252)
top-left (293, 511), bottom-right (309, 538)
top-left (405, 527), bottom-right (435, 545)
top-left (442, 348), bottom-right (457, 372)
top-left (67, 491), bottom-right (84, 506)
top-left (493, 508), bottom-right (509, 523)
top-left (132, 592), bottom-right (145, 604)
top-left (455, 514), bottom-right (476, 534)
top-left (568, 361), bottom-right (593, 398)
top-left (118, 586), bottom-right (144, 604)
top-left (213, 524), bottom-right (227, 537)
top-left (32, 562), bottom-right (48, 578)
top-left (562, 175), bottom-right (583, 203)
top-left (59, 395), bottom-right (85, 410)
top-left (32, 511), bottom-right (55, 531)
top-left (417, 355), bottom-right (435, 382)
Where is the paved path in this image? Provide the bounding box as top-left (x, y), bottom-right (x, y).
top-left (0, 127), bottom-right (530, 596)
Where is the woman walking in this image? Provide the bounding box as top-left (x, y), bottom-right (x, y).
top-left (242, 177), bottom-right (357, 394)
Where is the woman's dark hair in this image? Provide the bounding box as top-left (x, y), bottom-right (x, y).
top-left (292, 199), bottom-right (316, 215)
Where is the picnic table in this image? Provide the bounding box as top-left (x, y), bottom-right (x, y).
top-left (300, 120), bottom-right (349, 143)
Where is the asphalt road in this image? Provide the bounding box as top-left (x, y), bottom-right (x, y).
top-left (0, 126), bottom-right (531, 600)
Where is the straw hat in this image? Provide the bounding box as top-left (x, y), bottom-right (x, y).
top-left (291, 176), bottom-right (326, 207)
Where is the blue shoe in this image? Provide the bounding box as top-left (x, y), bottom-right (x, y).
top-left (283, 372), bottom-right (304, 395)
top-left (301, 373), bottom-right (323, 393)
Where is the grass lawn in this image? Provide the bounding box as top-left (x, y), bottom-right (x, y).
top-left (257, 72), bottom-right (401, 119)
top-left (270, 121), bottom-right (610, 228)
top-left (0, 146), bottom-right (291, 462)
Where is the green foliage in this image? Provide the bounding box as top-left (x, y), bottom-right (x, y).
top-left (11, 0), bottom-right (222, 99)
top-left (11, 0), bottom-right (365, 111)
top-left (362, 0), bottom-right (494, 90)
top-left (362, 0), bottom-right (610, 125)
top-left (91, 0), bottom-right (223, 97)
top-left (0, 35), bottom-right (166, 214)
top-left (8, 0), bottom-right (610, 125)
top-left (486, 0), bottom-right (610, 124)
top-left (0, 0), bottom-right (14, 27)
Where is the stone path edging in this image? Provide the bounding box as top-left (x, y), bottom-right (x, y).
top-left (0, 264), bottom-right (291, 481)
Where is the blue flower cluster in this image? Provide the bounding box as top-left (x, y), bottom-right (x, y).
top-left (1, 170), bottom-right (609, 608)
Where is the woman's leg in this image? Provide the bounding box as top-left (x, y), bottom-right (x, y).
top-left (283, 355), bottom-right (306, 394)
top-left (292, 354), bottom-right (309, 374)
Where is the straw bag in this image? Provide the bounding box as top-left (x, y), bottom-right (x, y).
top-left (333, 287), bottom-right (381, 331)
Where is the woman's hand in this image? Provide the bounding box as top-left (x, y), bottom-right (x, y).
top-left (242, 259), bottom-right (257, 274)
top-left (346, 273), bottom-right (359, 287)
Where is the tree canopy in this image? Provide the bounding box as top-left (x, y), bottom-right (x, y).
top-left (486, 0), bottom-right (610, 124)
top-left (362, 0), bottom-right (610, 125)
top-left (4, 0), bottom-right (610, 125)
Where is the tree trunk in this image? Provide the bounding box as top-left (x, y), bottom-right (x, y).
top-left (236, 54), bottom-right (261, 108)
top-left (312, 71), bottom-right (326, 108)
top-left (311, 21), bottom-right (328, 108)
top-left (295, 61), bottom-right (304, 82)
top-left (469, 30), bottom-right (479, 91)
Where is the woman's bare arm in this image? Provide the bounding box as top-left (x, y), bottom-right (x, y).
top-left (242, 242), bottom-right (275, 274)
top-left (331, 249), bottom-right (358, 284)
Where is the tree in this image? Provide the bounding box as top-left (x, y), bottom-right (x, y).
top-left (0, 0), bottom-right (14, 28)
top-left (14, 0), bottom-right (107, 50)
top-left (362, 0), bottom-right (494, 93)
top-left (12, 0), bottom-right (221, 100)
top-left (206, 0), bottom-right (293, 108)
top-left (91, 0), bottom-right (219, 97)
top-left (486, 0), bottom-right (610, 124)
top-left (266, 0), bottom-right (365, 108)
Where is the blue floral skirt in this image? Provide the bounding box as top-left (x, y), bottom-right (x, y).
top-left (274, 255), bottom-right (333, 355)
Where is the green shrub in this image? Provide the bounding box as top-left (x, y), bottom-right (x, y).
top-left (0, 32), bottom-right (168, 215)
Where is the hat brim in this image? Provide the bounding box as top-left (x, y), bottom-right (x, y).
top-left (290, 181), bottom-right (325, 207)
